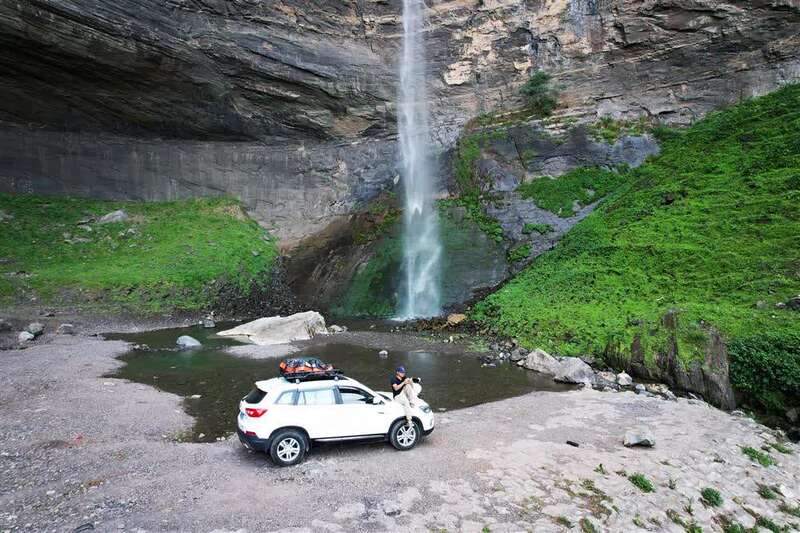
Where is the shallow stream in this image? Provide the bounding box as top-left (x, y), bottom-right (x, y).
top-left (107, 321), bottom-right (574, 442)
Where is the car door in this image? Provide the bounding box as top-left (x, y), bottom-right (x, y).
top-left (293, 387), bottom-right (339, 439)
top-left (335, 386), bottom-right (390, 437)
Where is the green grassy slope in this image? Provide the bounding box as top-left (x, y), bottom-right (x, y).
top-left (0, 195), bottom-right (278, 313)
top-left (474, 85), bottom-right (800, 367)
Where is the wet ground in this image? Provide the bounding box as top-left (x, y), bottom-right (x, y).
top-left (106, 321), bottom-right (573, 442)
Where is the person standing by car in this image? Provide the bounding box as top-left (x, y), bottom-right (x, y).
top-left (391, 365), bottom-right (420, 424)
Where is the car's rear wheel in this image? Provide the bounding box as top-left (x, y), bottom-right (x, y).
top-left (389, 419), bottom-right (421, 451)
top-left (269, 429), bottom-right (307, 466)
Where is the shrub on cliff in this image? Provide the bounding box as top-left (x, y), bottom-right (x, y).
top-left (519, 70), bottom-right (559, 117)
top-left (729, 332), bottom-right (800, 411)
top-left (474, 84), bottom-right (800, 375)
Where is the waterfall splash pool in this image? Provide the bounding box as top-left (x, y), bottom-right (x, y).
top-left (106, 322), bottom-right (574, 442)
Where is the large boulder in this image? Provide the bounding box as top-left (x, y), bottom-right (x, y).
top-left (554, 357), bottom-right (596, 385)
top-left (623, 427), bottom-right (656, 447)
top-left (97, 209), bottom-right (129, 224)
top-left (18, 331), bottom-right (35, 343)
top-left (26, 322), bottom-right (44, 337)
top-left (519, 349), bottom-right (560, 375)
top-left (218, 311), bottom-right (328, 346)
top-left (176, 335), bottom-right (202, 348)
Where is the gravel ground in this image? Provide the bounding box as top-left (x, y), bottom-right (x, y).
top-left (1, 336), bottom-right (799, 533)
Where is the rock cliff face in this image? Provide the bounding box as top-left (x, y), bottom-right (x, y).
top-left (1, 0), bottom-right (799, 244)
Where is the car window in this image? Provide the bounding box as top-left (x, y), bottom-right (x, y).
top-left (243, 388), bottom-right (267, 404)
top-left (275, 390), bottom-right (297, 405)
top-left (338, 387), bottom-right (372, 404)
top-left (297, 388), bottom-right (336, 406)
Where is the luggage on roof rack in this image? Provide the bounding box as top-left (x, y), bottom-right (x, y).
top-left (279, 357), bottom-right (343, 382)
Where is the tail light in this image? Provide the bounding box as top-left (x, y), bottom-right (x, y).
top-left (245, 408), bottom-right (267, 418)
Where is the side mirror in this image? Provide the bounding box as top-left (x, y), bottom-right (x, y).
top-left (371, 396), bottom-right (383, 405)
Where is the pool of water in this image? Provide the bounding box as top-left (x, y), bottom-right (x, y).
top-left (106, 323), bottom-right (574, 442)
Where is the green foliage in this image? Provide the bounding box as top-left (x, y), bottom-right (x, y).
top-left (729, 332), bottom-right (800, 411)
top-left (588, 116), bottom-right (651, 144)
top-left (473, 85), bottom-right (800, 369)
top-left (446, 130), bottom-right (507, 241)
top-left (519, 70), bottom-right (559, 117)
top-left (700, 487), bottom-right (723, 507)
top-left (0, 195), bottom-right (278, 312)
top-left (508, 244), bottom-right (532, 263)
top-left (755, 515), bottom-right (785, 533)
top-left (628, 473), bottom-right (654, 493)
top-left (579, 517), bottom-right (598, 533)
top-left (758, 485), bottom-right (778, 500)
top-left (742, 446), bottom-right (777, 467)
top-left (517, 167), bottom-right (629, 217)
top-left (770, 441), bottom-right (794, 455)
top-left (522, 222), bottom-right (553, 235)
top-left (331, 232), bottom-right (401, 318)
top-left (554, 516), bottom-right (572, 528)
top-left (780, 502), bottom-right (800, 518)
top-left (721, 521), bottom-right (746, 533)
top-left (353, 196), bottom-right (400, 245)
top-left (520, 148), bottom-right (538, 165)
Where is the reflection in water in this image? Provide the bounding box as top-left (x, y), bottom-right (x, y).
top-left (108, 325), bottom-right (573, 442)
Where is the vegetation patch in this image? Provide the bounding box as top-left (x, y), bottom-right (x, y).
top-left (473, 85), bottom-right (800, 381)
top-left (742, 446), bottom-right (777, 467)
top-left (628, 473), bottom-right (654, 493)
top-left (758, 484), bottom-right (778, 500)
top-left (516, 167), bottom-right (629, 217)
top-left (508, 244), bottom-right (532, 263)
top-left (522, 222), bottom-right (553, 235)
top-left (701, 487), bottom-right (723, 507)
top-left (519, 70), bottom-right (559, 117)
top-left (579, 517), bottom-right (598, 533)
top-left (588, 116), bottom-right (651, 144)
top-left (0, 195), bottom-right (278, 313)
top-left (729, 333), bottom-right (800, 412)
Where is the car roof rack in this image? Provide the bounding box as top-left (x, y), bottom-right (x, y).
top-left (281, 369), bottom-right (345, 384)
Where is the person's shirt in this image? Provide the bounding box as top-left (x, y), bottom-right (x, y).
top-left (390, 374), bottom-right (406, 397)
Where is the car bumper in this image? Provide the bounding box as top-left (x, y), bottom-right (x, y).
top-left (237, 428), bottom-right (270, 452)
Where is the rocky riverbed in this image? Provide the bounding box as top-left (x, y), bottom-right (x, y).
top-left (1, 334), bottom-right (799, 532)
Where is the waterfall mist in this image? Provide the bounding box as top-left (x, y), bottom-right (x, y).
top-left (396, 0), bottom-right (442, 319)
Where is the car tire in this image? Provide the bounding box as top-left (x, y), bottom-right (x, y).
top-left (269, 429), bottom-right (307, 466)
top-left (389, 419), bottom-right (421, 451)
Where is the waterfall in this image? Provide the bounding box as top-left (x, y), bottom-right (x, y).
top-left (397, 0), bottom-right (442, 319)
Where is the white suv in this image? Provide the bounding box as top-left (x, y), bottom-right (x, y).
top-left (236, 375), bottom-right (435, 466)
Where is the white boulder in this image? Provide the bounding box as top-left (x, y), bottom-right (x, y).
top-left (176, 335), bottom-right (202, 348)
top-left (217, 311), bottom-right (328, 346)
top-left (98, 210), bottom-right (129, 224)
top-left (616, 371), bottom-right (633, 386)
top-left (554, 357), bottom-right (596, 385)
top-left (519, 349), bottom-right (560, 376)
top-left (624, 427), bottom-right (656, 447)
top-left (18, 331), bottom-right (35, 343)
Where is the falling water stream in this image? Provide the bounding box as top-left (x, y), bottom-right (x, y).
top-left (397, 0), bottom-right (442, 319)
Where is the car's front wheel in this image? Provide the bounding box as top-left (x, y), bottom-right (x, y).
top-left (389, 419), bottom-right (421, 451)
top-left (269, 429), bottom-right (307, 466)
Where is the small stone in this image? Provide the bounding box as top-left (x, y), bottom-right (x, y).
top-left (198, 433), bottom-right (205, 439)
top-left (624, 427), bottom-right (655, 447)
top-left (378, 349), bottom-right (389, 357)
top-left (18, 331), bottom-right (35, 343)
top-left (634, 384), bottom-right (646, 394)
top-left (786, 294), bottom-right (800, 310)
top-left (776, 484), bottom-right (795, 499)
top-left (664, 390), bottom-right (677, 401)
top-left (176, 335), bottom-right (202, 348)
top-left (26, 322), bottom-right (45, 336)
top-left (775, 302), bottom-right (786, 309)
top-left (189, 394), bottom-right (202, 399)
top-left (446, 313), bottom-right (467, 326)
top-left (755, 300), bottom-right (768, 309)
top-left (251, 250), bottom-right (260, 257)
top-left (645, 383), bottom-right (670, 396)
top-left (97, 210), bottom-right (129, 224)
top-left (328, 324), bottom-right (345, 333)
top-left (509, 346), bottom-right (528, 362)
top-left (201, 318), bottom-right (216, 328)
top-left (56, 324), bottom-right (76, 335)
top-left (616, 372), bottom-right (633, 386)
top-left (382, 501), bottom-right (402, 516)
